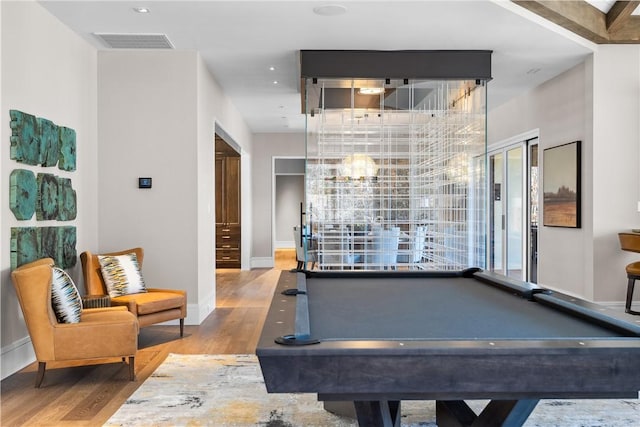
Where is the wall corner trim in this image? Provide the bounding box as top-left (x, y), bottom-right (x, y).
top-left (251, 257), bottom-right (274, 269)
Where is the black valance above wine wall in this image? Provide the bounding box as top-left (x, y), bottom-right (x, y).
top-left (8, 109), bottom-right (77, 270)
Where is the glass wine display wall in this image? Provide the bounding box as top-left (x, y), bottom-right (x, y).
top-left (304, 78), bottom-right (486, 270)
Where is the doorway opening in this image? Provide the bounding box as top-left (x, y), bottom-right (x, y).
top-left (272, 157), bottom-right (305, 270)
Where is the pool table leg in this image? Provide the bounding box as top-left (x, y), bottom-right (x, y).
top-left (354, 400), bottom-right (401, 427)
top-left (436, 399), bottom-right (539, 427)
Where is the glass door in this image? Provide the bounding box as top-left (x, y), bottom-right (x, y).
top-left (506, 146), bottom-right (524, 279)
top-left (528, 139), bottom-right (539, 283)
top-left (489, 152), bottom-right (503, 274)
top-left (488, 141), bottom-right (532, 281)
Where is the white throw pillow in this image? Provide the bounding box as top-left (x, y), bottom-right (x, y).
top-left (98, 253), bottom-right (147, 298)
top-left (51, 267), bottom-right (83, 323)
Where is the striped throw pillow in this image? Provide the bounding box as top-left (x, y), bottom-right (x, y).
top-left (51, 267), bottom-right (83, 323)
top-left (98, 253), bottom-right (147, 298)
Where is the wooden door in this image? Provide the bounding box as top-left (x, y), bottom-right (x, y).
top-left (215, 156), bottom-right (225, 225)
top-left (224, 157), bottom-right (241, 226)
top-left (215, 139), bottom-right (241, 268)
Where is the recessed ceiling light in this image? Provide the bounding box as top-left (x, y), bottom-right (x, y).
top-left (273, 80), bottom-right (278, 85)
top-left (313, 4), bottom-right (347, 16)
top-left (133, 7), bottom-right (150, 13)
top-left (269, 66), bottom-right (276, 71)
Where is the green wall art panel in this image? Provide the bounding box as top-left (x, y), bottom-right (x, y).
top-left (58, 126), bottom-right (77, 171)
top-left (23, 173), bottom-right (77, 221)
top-left (57, 177), bottom-right (77, 221)
top-left (10, 110), bottom-right (39, 165)
top-left (10, 226), bottom-right (77, 270)
top-left (9, 110), bottom-right (77, 170)
top-left (39, 226), bottom-right (60, 264)
top-left (9, 169), bottom-right (37, 220)
top-left (36, 173), bottom-right (59, 220)
top-left (10, 227), bottom-right (40, 269)
top-left (37, 117), bottom-right (59, 167)
top-left (58, 226), bottom-right (77, 268)
top-left (9, 111), bottom-right (78, 269)
top-left (39, 226), bottom-right (77, 268)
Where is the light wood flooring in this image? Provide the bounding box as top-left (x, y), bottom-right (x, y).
top-left (0, 249), bottom-right (297, 426)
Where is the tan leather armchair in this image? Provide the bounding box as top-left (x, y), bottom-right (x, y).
top-left (80, 248), bottom-right (187, 336)
top-left (11, 259), bottom-right (138, 388)
top-left (618, 232), bottom-right (640, 314)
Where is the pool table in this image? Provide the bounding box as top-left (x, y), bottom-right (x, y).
top-left (256, 269), bottom-right (640, 427)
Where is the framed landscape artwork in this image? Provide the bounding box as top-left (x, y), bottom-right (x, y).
top-left (543, 141), bottom-right (581, 228)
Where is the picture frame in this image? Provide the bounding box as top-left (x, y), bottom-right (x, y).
top-left (543, 140), bottom-right (581, 228)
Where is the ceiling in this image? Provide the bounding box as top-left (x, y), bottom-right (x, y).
top-left (38, 1), bottom-right (610, 134)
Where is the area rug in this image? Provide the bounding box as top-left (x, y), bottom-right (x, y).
top-left (104, 353), bottom-right (640, 427)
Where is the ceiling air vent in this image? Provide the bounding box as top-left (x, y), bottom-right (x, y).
top-left (94, 33), bottom-right (174, 49)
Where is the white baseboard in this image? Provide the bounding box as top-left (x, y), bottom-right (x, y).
top-left (1, 336), bottom-right (36, 380)
top-left (251, 257), bottom-right (274, 268)
top-left (193, 290), bottom-right (215, 324)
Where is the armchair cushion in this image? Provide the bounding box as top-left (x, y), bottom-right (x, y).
top-left (113, 291), bottom-right (186, 316)
top-left (51, 267), bottom-right (82, 323)
top-left (98, 253), bottom-right (147, 298)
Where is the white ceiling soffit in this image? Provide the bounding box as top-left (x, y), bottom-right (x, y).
top-left (94, 33), bottom-right (174, 49)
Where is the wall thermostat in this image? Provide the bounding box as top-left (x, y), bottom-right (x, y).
top-left (138, 177), bottom-right (152, 189)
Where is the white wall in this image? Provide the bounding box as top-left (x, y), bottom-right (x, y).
top-left (489, 46), bottom-right (640, 305)
top-left (1, 1), bottom-right (98, 378)
top-left (591, 46), bottom-right (640, 302)
top-left (98, 50), bottom-right (253, 324)
top-left (240, 151), bottom-right (253, 269)
top-left (98, 50), bottom-right (200, 321)
top-left (1, 0), bottom-right (4, 376)
top-left (195, 55), bottom-right (253, 314)
top-left (490, 59), bottom-right (592, 298)
top-left (251, 133), bottom-right (305, 267)
top-left (275, 175), bottom-right (304, 247)
top-left (196, 56), bottom-right (216, 316)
